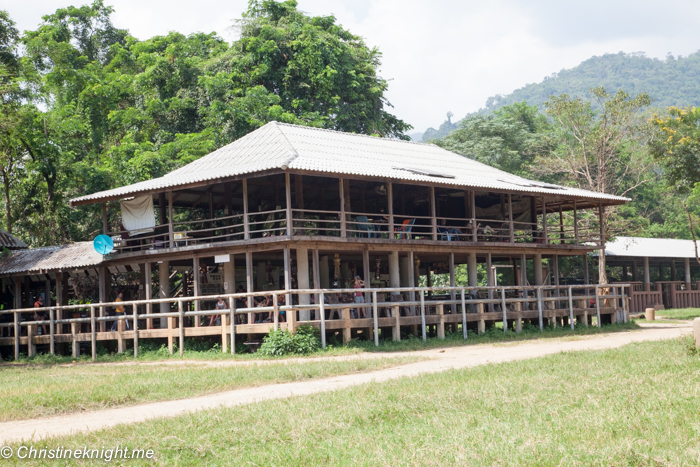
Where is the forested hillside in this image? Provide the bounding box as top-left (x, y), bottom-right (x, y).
top-left (423, 51), bottom-right (700, 142)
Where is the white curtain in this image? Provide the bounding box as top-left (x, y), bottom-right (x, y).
top-left (120, 195), bottom-right (156, 235)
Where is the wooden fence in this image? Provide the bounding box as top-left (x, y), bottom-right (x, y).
top-left (0, 284), bottom-right (629, 361)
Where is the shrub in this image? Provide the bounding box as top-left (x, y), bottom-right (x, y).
top-left (259, 325), bottom-right (321, 356)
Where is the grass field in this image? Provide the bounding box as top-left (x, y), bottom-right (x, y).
top-left (657, 308), bottom-right (700, 320)
top-left (10, 335), bottom-right (700, 466)
top-left (0, 355), bottom-right (420, 422)
top-left (3, 321), bottom-right (639, 365)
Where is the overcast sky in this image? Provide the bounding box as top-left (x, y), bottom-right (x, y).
top-left (7, 0), bottom-right (700, 133)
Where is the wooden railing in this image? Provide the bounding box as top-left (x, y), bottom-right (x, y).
top-left (0, 284), bottom-right (629, 361)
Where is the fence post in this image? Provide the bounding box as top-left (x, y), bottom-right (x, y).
top-left (621, 286), bottom-right (629, 323)
top-left (461, 289), bottom-right (467, 340)
top-left (501, 287), bottom-right (508, 333)
top-left (595, 285), bottom-right (602, 328)
top-left (373, 290), bottom-right (379, 347)
top-left (568, 286), bottom-right (574, 330)
top-left (49, 308), bottom-right (55, 355)
top-left (178, 300), bottom-right (185, 356)
top-left (133, 304), bottom-right (139, 359)
top-left (320, 292), bottom-right (326, 348)
top-left (90, 305), bottom-right (97, 361)
top-left (14, 311), bottom-right (19, 361)
top-left (27, 323), bottom-right (35, 358)
top-left (420, 290), bottom-right (427, 342)
top-left (71, 321), bottom-right (79, 358)
top-left (273, 293), bottom-right (279, 331)
top-left (537, 287), bottom-right (544, 331)
top-left (229, 296), bottom-right (236, 355)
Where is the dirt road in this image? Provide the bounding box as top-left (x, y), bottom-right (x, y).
top-left (0, 322), bottom-right (690, 444)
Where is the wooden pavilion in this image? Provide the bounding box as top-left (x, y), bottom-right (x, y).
top-left (0, 122), bottom-right (631, 359)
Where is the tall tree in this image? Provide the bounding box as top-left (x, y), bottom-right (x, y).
top-left (536, 87), bottom-right (652, 284)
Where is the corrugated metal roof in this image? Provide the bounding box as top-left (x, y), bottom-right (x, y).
top-left (605, 237), bottom-right (699, 259)
top-left (70, 121), bottom-right (629, 205)
top-left (0, 229), bottom-right (27, 250)
top-left (0, 242), bottom-right (103, 276)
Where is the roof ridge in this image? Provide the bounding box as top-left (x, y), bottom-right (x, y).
top-left (270, 121), bottom-right (300, 169)
top-left (273, 121), bottom-right (431, 147)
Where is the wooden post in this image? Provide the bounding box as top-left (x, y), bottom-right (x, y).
top-left (420, 290), bottom-right (427, 342)
top-left (430, 186), bottom-right (437, 241)
top-left (342, 307), bottom-right (351, 343)
top-left (319, 292), bottom-right (326, 348)
top-left (71, 322), bottom-right (79, 358)
top-left (168, 191), bottom-right (175, 247)
top-left (461, 289), bottom-right (467, 339)
top-left (90, 306), bottom-right (96, 361)
top-left (144, 262), bottom-right (152, 329)
top-left (568, 286), bottom-right (575, 330)
top-left (437, 303), bottom-right (445, 339)
top-left (501, 287), bottom-right (508, 333)
top-left (508, 194), bottom-right (515, 243)
top-left (133, 304), bottom-right (139, 358)
top-left (392, 305), bottom-right (400, 341)
top-left (373, 290), bottom-right (379, 346)
top-left (117, 317), bottom-right (124, 354)
top-left (559, 205), bottom-right (565, 244)
top-left (541, 198), bottom-right (548, 244)
top-left (449, 252), bottom-right (456, 314)
top-left (471, 191), bottom-right (477, 242)
top-left (363, 249), bottom-right (371, 306)
top-left (167, 316), bottom-right (174, 354)
top-left (98, 267), bottom-right (107, 332)
top-left (477, 302), bottom-right (485, 335)
top-left (246, 250), bottom-right (254, 323)
top-left (285, 173), bottom-right (293, 236)
top-left (27, 323), bottom-right (35, 358)
top-left (387, 182), bottom-right (394, 237)
top-left (339, 178), bottom-right (346, 237)
top-left (49, 308), bottom-right (55, 355)
top-left (284, 246), bottom-right (293, 330)
top-left (229, 296), bottom-right (236, 355)
top-left (193, 257), bottom-right (201, 326)
top-left (595, 285), bottom-right (602, 328)
top-left (573, 200), bottom-right (579, 245)
top-left (537, 287), bottom-right (544, 331)
top-left (178, 300), bottom-right (185, 356)
top-left (242, 178), bottom-right (250, 239)
top-left (13, 310), bottom-right (19, 361)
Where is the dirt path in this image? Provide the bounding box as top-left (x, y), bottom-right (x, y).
top-left (0, 322), bottom-right (690, 444)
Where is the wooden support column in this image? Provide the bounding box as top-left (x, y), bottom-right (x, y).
top-left (430, 186), bottom-right (437, 241)
top-left (312, 249), bottom-right (321, 319)
top-left (559, 205), bottom-right (565, 244)
top-left (470, 191), bottom-right (477, 242)
top-left (486, 253), bottom-right (494, 312)
top-left (246, 250), bottom-right (254, 324)
top-left (686, 258), bottom-right (692, 284)
top-left (408, 250), bottom-right (416, 316)
top-left (573, 200), bottom-right (579, 245)
top-left (583, 254), bottom-right (590, 284)
top-left (541, 198), bottom-right (548, 244)
top-left (193, 256), bottom-right (200, 327)
top-left (159, 261), bottom-right (170, 328)
top-left (363, 249), bottom-right (371, 313)
top-left (242, 179), bottom-right (250, 239)
top-left (98, 267), bottom-right (107, 332)
top-left (144, 262), bottom-right (152, 329)
top-left (339, 178), bottom-right (347, 237)
top-left (387, 182), bottom-right (394, 237)
top-left (168, 191), bottom-right (175, 247)
top-left (297, 248), bottom-right (310, 321)
top-left (449, 252), bottom-right (456, 314)
top-left (285, 173), bottom-right (293, 236)
top-left (284, 246), bottom-right (293, 330)
top-left (644, 256), bottom-right (650, 290)
top-left (508, 194), bottom-right (514, 243)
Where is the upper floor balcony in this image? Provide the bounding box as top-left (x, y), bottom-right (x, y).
top-left (69, 122), bottom-right (625, 256)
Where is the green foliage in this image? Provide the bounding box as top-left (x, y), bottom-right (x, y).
top-left (0, 0), bottom-right (410, 247)
top-left (259, 324), bottom-right (321, 356)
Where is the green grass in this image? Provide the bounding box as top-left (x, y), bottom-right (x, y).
top-left (10, 336), bottom-right (700, 466)
top-left (0, 355), bottom-right (420, 422)
top-left (656, 308), bottom-right (700, 320)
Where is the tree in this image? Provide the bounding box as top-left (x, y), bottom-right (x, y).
top-left (651, 106), bottom-right (700, 265)
top-left (433, 102), bottom-right (547, 176)
top-left (536, 87), bottom-right (652, 284)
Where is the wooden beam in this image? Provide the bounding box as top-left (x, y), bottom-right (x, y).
top-left (573, 199), bottom-right (579, 245)
top-left (339, 178), bottom-right (347, 237)
top-left (285, 173), bottom-right (293, 236)
top-left (541, 197), bottom-right (548, 245)
top-left (471, 191), bottom-right (477, 242)
top-left (242, 178), bottom-right (250, 240)
top-left (168, 191), bottom-right (175, 247)
top-left (430, 186), bottom-right (437, 241)
top-left (508, 194), bottom-right (514, 243)
top-left (387, 182), bottom-right (394, 237)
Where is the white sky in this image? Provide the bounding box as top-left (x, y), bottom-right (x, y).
top-left (6, 0), bottom-right (700, 133)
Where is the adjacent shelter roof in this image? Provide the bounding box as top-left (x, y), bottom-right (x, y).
top-left (70, 121), bottom-right (629, 206)
top-left (0, 229), bottom-right (27, 250)
top-left (605, 237), bottom-right (699, 259)
top-left (0, 242), bottom-right (102, 276)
